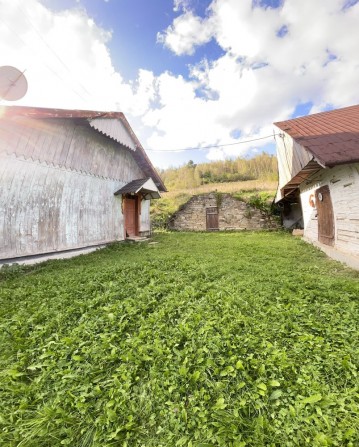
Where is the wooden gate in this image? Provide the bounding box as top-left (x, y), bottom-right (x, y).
top-left (206, 207), bottom-right (219, 231)
top-left (124, 196), bottom-right (139, 237)
top-left (315, 185), bottom-right (334, 246)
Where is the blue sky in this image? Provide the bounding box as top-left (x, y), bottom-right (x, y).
top-left (42, 0), bottom-right (223, 81)
top-left (1, 0), bottom-right (359, 168)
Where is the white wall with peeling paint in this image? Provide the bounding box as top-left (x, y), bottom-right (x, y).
top-left (0, 117), bottom-right (145, 259)
top-left (300, 163), bottom-right (359, 255)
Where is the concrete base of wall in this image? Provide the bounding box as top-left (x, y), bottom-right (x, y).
top-left (303, 237), bottom-right (359, 271)
top-left (0, 244), bottom-right (108, 266)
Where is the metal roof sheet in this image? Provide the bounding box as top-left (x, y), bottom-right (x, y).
top-left (274, 104), bottom-right (359, 167)
top-left (89, 118), bottom-right (136, 150)
top-left (0, 105), bottom-right (167, 192)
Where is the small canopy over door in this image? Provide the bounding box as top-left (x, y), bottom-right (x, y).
top-left (114, 178), bottom-right (161, 200)
top-left (114, 178), bottom-right (161, 238)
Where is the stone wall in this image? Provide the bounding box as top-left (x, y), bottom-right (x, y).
top-left (168, 193), bottom-right (278, 231)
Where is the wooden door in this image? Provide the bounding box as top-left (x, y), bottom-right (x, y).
top-left (315, 185), bottom-right (334, 246)
top-left (206, 207), bottom-right (219, 231)
top-left (124, 196), bottom-right (138, 237)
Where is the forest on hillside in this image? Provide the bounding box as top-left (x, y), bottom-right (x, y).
top-left (157, 152), bottom-right (278, 190)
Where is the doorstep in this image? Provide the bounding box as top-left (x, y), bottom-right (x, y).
top-left (125, 236), bottom-right (149, 243)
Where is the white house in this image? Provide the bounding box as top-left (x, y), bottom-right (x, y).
top-left (274, 104), bottom-right (359, 257)
top-left (0, 106), bottom-right (166, 260)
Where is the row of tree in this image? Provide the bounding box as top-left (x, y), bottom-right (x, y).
top-left (158, 152), bottom-right (278, 190)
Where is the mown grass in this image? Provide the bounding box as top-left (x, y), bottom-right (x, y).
top-left (0, 232), bottom-right (358, 447)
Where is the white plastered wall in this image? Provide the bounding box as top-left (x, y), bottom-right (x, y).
top-left (300, 163), bottom-right (359, 256)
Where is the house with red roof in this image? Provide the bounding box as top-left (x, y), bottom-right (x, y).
top-left (274, 104), bottom-right (359, 257)
top-left (0, 106), bottom-right (166, 261)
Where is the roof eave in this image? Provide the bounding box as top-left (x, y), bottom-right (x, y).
top-left (275, 159), bottom-right (322, 202)
top-left (1, 104), bottom-right (167, 192)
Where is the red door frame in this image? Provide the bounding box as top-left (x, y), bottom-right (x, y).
top-left (123, 194), bottom-right (140, 238)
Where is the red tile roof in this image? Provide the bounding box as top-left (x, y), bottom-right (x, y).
top-left (274, 104), bottom-right (359, 167)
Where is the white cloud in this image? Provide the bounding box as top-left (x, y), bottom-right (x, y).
top-left (0, 0), bottom-right (154, 114)
top-left (152, 0), bottom-right (359, 161)
top-left (1, 0), bottom-right (359, 167)
top-left (157, 11), bottom-right (215, 56)
top-left (173, 0), bottom-right (191, 12)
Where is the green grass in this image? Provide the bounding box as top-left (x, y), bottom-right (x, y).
top-left (0, 232), bottom-right (358, 447)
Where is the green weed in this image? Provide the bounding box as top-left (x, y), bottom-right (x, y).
top-left (0, 232), bottom-right (358, 446)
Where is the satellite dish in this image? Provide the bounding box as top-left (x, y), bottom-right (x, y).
top-left (0, 66), bottom-right (28, 101)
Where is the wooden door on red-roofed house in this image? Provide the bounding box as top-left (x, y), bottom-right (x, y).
top-left (315, 185), bottom-right (335, 246)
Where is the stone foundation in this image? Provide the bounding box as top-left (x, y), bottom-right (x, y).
top-left (168, 193), bottom-right (279, 231)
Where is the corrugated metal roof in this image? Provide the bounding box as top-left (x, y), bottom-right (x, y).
top-left (275, 104), bottom-right (359, 167)
top-left (89, 118), bottom-right (136, 150)
top-left (0, 105), bottom-right (167, 192)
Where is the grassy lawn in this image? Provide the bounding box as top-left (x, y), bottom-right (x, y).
top-left (0, 232), bottom-right (358, 447)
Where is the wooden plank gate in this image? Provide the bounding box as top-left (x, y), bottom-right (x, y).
top-left (206, 207), bottom-right (219, 231)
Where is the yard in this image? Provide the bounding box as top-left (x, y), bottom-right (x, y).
top-left (0, 232), bottom-right (358, 447)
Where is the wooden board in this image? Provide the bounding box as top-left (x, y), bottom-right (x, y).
top-left (315, 185), bottom-right (334, 246)
top-left (206, 207), bottom-right (219, 231)
top-left (125, 196), bottom-right (138, 237)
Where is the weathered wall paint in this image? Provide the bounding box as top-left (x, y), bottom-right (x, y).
top-left (274, 126), bottom-right (312, 197)
top-left (300, 163), bottom-right (359, 255)
top-left (0, 117), bottom-right (145, 259)
top-left (140, 199), bottom-right (151, 235)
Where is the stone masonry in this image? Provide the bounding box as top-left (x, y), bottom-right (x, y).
top-left (168, 193), bottom-right (279, 231)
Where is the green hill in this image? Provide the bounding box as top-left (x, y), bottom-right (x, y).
top-left (152, 153), bottom-right (278, 229)
top-left (158, 152), bottom-right (278, 190)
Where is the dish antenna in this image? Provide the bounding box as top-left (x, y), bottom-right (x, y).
top-left (0, 66), bottom-right (28, 101)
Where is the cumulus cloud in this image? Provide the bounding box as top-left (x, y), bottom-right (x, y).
top-left (152, 0), bottom-right (359, 160)
top-left (1, 0), bottom-right (359, 166)
top-left (0, 0), bottom-right (153, 114)
top-left (173, 0), bottom-right (192, 12)
top-left (157, 11), bottom-right (215, 56)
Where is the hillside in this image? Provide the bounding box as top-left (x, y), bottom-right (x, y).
top-left (152, 153), bottom-right (279, 228)
top-left (158, 152), bottom-right (278, 190)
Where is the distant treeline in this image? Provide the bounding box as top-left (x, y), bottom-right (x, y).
top-left (158, 152), bottom-right (278, 190)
